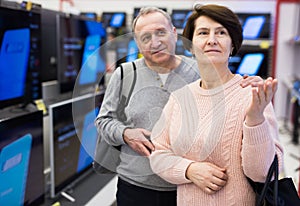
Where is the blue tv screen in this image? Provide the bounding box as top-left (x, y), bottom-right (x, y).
top-left (0, 6), bottom-right (42, 109)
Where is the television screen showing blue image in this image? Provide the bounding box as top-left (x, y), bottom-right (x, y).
top-left (0, 6), bottom-right (42, 109)
top-left (49, 92), bottom-right (104, 198)
top-left (0, 110), bottom-right (44, 206)
top-left (242, 16), bottom-right (266, 39)
top-left (229, 45), bottom-right (270, 79)
top-left (57, 14), bottom-right (106, 94)
top-left (236, 53), bottom-right (264, 76)
top-left (236, 13), bottom-right (271, 39)
top-left (101, 12), bottom-right (127, 28)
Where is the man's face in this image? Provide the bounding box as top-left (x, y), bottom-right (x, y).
top-left (134, 12), bottom-right (177, 68)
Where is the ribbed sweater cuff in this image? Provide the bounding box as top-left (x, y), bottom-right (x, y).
top-left (243, 120), bottom-right (271, 145)
top-left (116, 125), bottom-right (129, 145)
top-left (171, 158), bottom-right (194, 184)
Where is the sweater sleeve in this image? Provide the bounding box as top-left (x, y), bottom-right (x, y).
top-left (94, 67), bottom-right (127, 146)
top-left (150, 94), bottom-right (194, 185)
top-left (241, 102), bottom-right (284, 182)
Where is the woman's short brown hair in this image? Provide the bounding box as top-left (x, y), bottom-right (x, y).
top-left (182, 4), bottom-right (243, 56)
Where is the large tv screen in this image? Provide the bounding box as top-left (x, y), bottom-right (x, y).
top-left (56, 14), bottom-right (106, 94)
top-left (48, 92), bottom-right (104, 198)
top-left (0, 110), bottom-right (44, 205)
top-left (0, 6), bottom-right (42, 109)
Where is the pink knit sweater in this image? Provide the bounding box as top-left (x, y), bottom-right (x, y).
top-left (150, 75), bottom-right (284, 206)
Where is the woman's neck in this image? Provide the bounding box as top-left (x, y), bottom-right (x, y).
top-left (199, 65), bottom-right (234, 89)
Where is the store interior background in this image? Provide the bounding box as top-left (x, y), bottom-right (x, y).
top-left (0, 0), bottom-right (299, 205)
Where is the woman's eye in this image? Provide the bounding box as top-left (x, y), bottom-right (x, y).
top-left (199, 31), bottom-right (208, 35)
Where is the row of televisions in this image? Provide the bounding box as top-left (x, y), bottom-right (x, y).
top-left (0, 4), bottom-right (272, 111)
top-left (0, 92), bottom-right (104, 205)
top-left (103, 7), bottom-right (272, 40)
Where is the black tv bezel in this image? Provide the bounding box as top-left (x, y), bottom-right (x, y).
top-left (48, 92), bottom-right (104, 199)
top-left (0, 6), bottom-right (42, 109)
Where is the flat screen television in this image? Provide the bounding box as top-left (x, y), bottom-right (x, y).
top-left (236, 13), bottom-right (271, 40)
top-left (0, 6), bottom-right (42, 109)
top-left (56, 14), bottom-right (107, 94)
top-left (48, 92), bottom-right (104, 199)
top-left (229, 45), bottom-right (271, 79)
top-left (101, 12), bottom-right (126, 28)
top-left (114, 35), bottom-right (140, 68)
top-left (0, 110), bottom-right (44, 205)
top-left (171, 9), bottom-right (192, 30)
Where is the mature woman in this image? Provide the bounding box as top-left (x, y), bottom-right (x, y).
top-left (149, 4), bottom-right (284, 206)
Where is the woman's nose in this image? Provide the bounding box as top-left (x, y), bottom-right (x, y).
top-left (207, 34), bottom-right (217, 45)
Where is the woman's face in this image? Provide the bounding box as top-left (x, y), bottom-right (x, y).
top-left (191, 15), bottom-right (232, 66)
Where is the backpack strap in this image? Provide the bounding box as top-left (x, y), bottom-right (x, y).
top-left (116, 61), bottom-right (137, 122)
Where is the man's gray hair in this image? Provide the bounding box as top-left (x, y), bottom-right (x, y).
top-left (132, 7), bottom-right (173, 32)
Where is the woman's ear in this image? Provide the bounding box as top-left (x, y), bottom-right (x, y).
top-left (230, 47), bottom-right (234, 56)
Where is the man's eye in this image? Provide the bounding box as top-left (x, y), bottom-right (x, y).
top-left (157, 30), bottom-right (166, 36)
top-left (141, 36), bottom-right (151, 43)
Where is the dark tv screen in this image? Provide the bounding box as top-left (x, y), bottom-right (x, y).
top-left (0, 110), bottom-right (44, 205)
top-left (0, 6), bottom-right (42, 109)
top-left (49, 92), bottom-right (104, 198)
top-left (171, 9), bottom-right (192, 29)
top-left (56, 14), bottom-right (106, 94)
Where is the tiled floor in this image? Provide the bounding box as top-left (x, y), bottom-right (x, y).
top-left (278, 121), bottom-right (300, 191)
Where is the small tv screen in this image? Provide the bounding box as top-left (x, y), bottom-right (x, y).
top-left (171, 9), bottom-right (192, 29)
top-left (48, 92), bottom-right (104, 198)
top-left (229, 45), bottom-right (270, 79)
top-left (236, 13), bottom-right (271, 39)
top-left (56, 14), bottom-right (106, 94)
top-left (0, 6), bottom-right (42, 109)
top-left (0, 110), bottom-right (44, 205)
top-left (101, 12), bottom-right (126, 28)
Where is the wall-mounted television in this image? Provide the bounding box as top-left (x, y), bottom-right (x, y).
top-left (0, 6), bottom-right (42, 109)
top-left (48, 92), bottom-right (104, 199)
top-left (171, 9), bottom-right (192, 30)
top-left (236, 13), bottom-right (271, 40)
top-left (56, 14), bottom-right (106, 94)
top-left (101, 12), bottom-right (126, 28)
top-left (0, 110), bottom-right (44, 205)
top-left (229, 45), bottom-right (271, 79)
